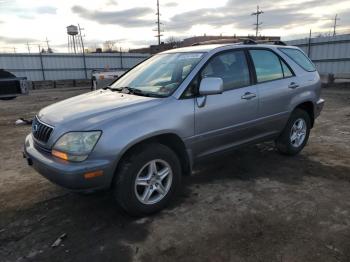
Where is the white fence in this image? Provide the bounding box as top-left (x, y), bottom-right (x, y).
top-left (0, 52), bottom-right (150, 81)
top-left (286, 34), bottom-right (350, 75)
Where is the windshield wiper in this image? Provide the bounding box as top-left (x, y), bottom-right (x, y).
top-left (103, 86), bottom-right (136, 94)
top-left (105, 86), bottom-right (165, 98)
top-left (103, 86), bottom-right (139, 93)
top-left (117, 86), bottom-right (165, 98)
top-left (102, 85), bottom-right (114, 91)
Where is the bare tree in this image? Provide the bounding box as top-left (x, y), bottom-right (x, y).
top-left (103, 40), bottom-right (116, 52)
top-left (166, 36), bottom-right (180, 48)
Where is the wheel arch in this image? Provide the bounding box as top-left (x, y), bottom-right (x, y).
top-left (294, 101), bottom-right (315, 127)
top-left (114, 133), bottom-right (192, 181)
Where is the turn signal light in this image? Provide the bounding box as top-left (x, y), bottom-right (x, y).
top-left (84, 170), bottom-right (104, 179)
top-left (52, 150), bottom-right (68, 161)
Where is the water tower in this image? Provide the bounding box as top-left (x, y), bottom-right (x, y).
top-left (67, 25), bottom-right (82, 53)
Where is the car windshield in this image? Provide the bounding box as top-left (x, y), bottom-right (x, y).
top-left (110, 52), bottom-right (205, 97)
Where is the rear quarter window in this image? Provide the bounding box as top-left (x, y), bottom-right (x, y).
top-left (279, 48), bottom-right (316, 72)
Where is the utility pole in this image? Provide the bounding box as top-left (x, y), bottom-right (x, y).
top-left (45, 37), bottom-right (50, 51)
top-left (78, 24), bottom-right (88, 79)
top-left (120, 46), bottom-right (123, 69)
top-left (252, 5), bottom-right (263, 38)
top-left (26, 42), bottom-right (31, 53)
top-left (154, 0), bottom-right (163, 45)
top-left (333, 14), bottom-right (340, 37)
top-left (307, 29), bottom-right (312, 57)
top-left (38, 44), bottom-right (45, 80)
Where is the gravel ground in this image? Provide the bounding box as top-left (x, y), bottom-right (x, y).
top-left (0, 86), bottom-right (349, 262)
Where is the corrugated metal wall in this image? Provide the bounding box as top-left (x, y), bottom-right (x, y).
top-left (0, 52), bottom-right (150, 81)
top-left (286, 34), bottom-right (350, 75)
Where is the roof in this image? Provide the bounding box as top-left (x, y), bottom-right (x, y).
top-left (161, 42), bottom-right (295, 54)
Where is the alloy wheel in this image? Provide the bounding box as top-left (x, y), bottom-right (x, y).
top-left (134, 159), bottom-right (173, 205)
top-left (290, 118), bottom-right (307, 147)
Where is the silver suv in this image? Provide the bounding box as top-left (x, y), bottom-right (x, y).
top-left (24, 43), bottom-right (324, 216)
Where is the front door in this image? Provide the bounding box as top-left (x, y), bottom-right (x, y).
top-left (191, 50), bottom-right (259, 158)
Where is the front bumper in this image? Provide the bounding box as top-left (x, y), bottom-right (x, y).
top-left (315, 98), bottom-right (325, 118)
top-left (23, 134), bottom-right (114, 192)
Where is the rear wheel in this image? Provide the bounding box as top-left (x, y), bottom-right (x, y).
top-left (276, 108), bottom-right (311, 155)
top-left (113, 143), bottom-right (181, 216)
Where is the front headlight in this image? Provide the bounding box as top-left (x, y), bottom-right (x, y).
top-left (52, 131), bottom-right (101, 162)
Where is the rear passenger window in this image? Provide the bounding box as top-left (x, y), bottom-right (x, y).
top-left (201, 50), bottom-right (250, 91)
top-left (249, 50), bottom-right (284, 83)
top-left (279, 48), bottom-right (315, 72)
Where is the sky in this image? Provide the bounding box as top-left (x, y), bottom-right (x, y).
top-left (0, 0), bottom-right (349, 53)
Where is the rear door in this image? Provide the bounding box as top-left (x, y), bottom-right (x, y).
top-left (248, 48), bottom-right (296, 135)
top-left (192, 49), bottom-right (259, 158)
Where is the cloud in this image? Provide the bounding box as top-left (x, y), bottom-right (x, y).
top-left (0, 36), bottom-right (38, 44)
top-left (165, 0), bottom-right (349, 33)
top-left (164, 2), bottom-right (178, 7)
top-left (71, 5), bottom-right (154, 27)
top-left (18, 14), bottom-right (35, 19)
top-left (105, 0), bottom-right (118, 6)
top-left (36, 6), bottom-right (57, 14)
top-left (0, 5), bottom-right (57, 18)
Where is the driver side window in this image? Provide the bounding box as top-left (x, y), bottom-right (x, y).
top-left (182, 50), bottom-right (251, 98)
top-left (201, 50), bottom-right (251, 91)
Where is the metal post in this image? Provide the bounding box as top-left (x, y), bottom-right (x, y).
top-left (72, 36), bottom-right (77, 54)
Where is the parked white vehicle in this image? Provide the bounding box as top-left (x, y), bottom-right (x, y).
top-left (91, 70), bottom-right (127, 90)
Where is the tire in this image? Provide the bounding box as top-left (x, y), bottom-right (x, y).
top-left (113, 143), bottom-right (182, 217)
top-left (275, 108), bottom-right (311, 156)
top-left (0, 96), bottom-right (16, 100)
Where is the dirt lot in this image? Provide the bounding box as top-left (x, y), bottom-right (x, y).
top-left (0, 86), bottom-right (350, 262)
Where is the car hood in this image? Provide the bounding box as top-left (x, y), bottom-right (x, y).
top-left (38, 89), bottom-right (159, 128)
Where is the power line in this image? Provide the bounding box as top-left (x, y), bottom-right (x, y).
top-left (252, 5), bottom-right (263, 37)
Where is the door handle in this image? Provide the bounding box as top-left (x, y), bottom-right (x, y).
top-left (241, 92), bottom-right (256, 100)
top-left (288, 82), bottom-right (299, 89)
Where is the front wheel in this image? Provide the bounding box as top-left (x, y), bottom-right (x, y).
top-left (113, 143), bottom-right (181, 216)
top-left (276, 108), bottom-right (311, 155)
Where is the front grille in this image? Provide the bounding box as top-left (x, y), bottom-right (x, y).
top-left (32, 116), bottom-right (53, 143)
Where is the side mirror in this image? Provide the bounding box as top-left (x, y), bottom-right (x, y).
top-left (199, 77), bottom-right (224, 96)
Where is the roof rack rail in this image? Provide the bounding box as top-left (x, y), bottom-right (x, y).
top-left (273, 40), bottom-right (287, 46)
top-left (190, 39), bottom-right (287, 47)
top-left (242, 39), bottom-right (257, 45)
